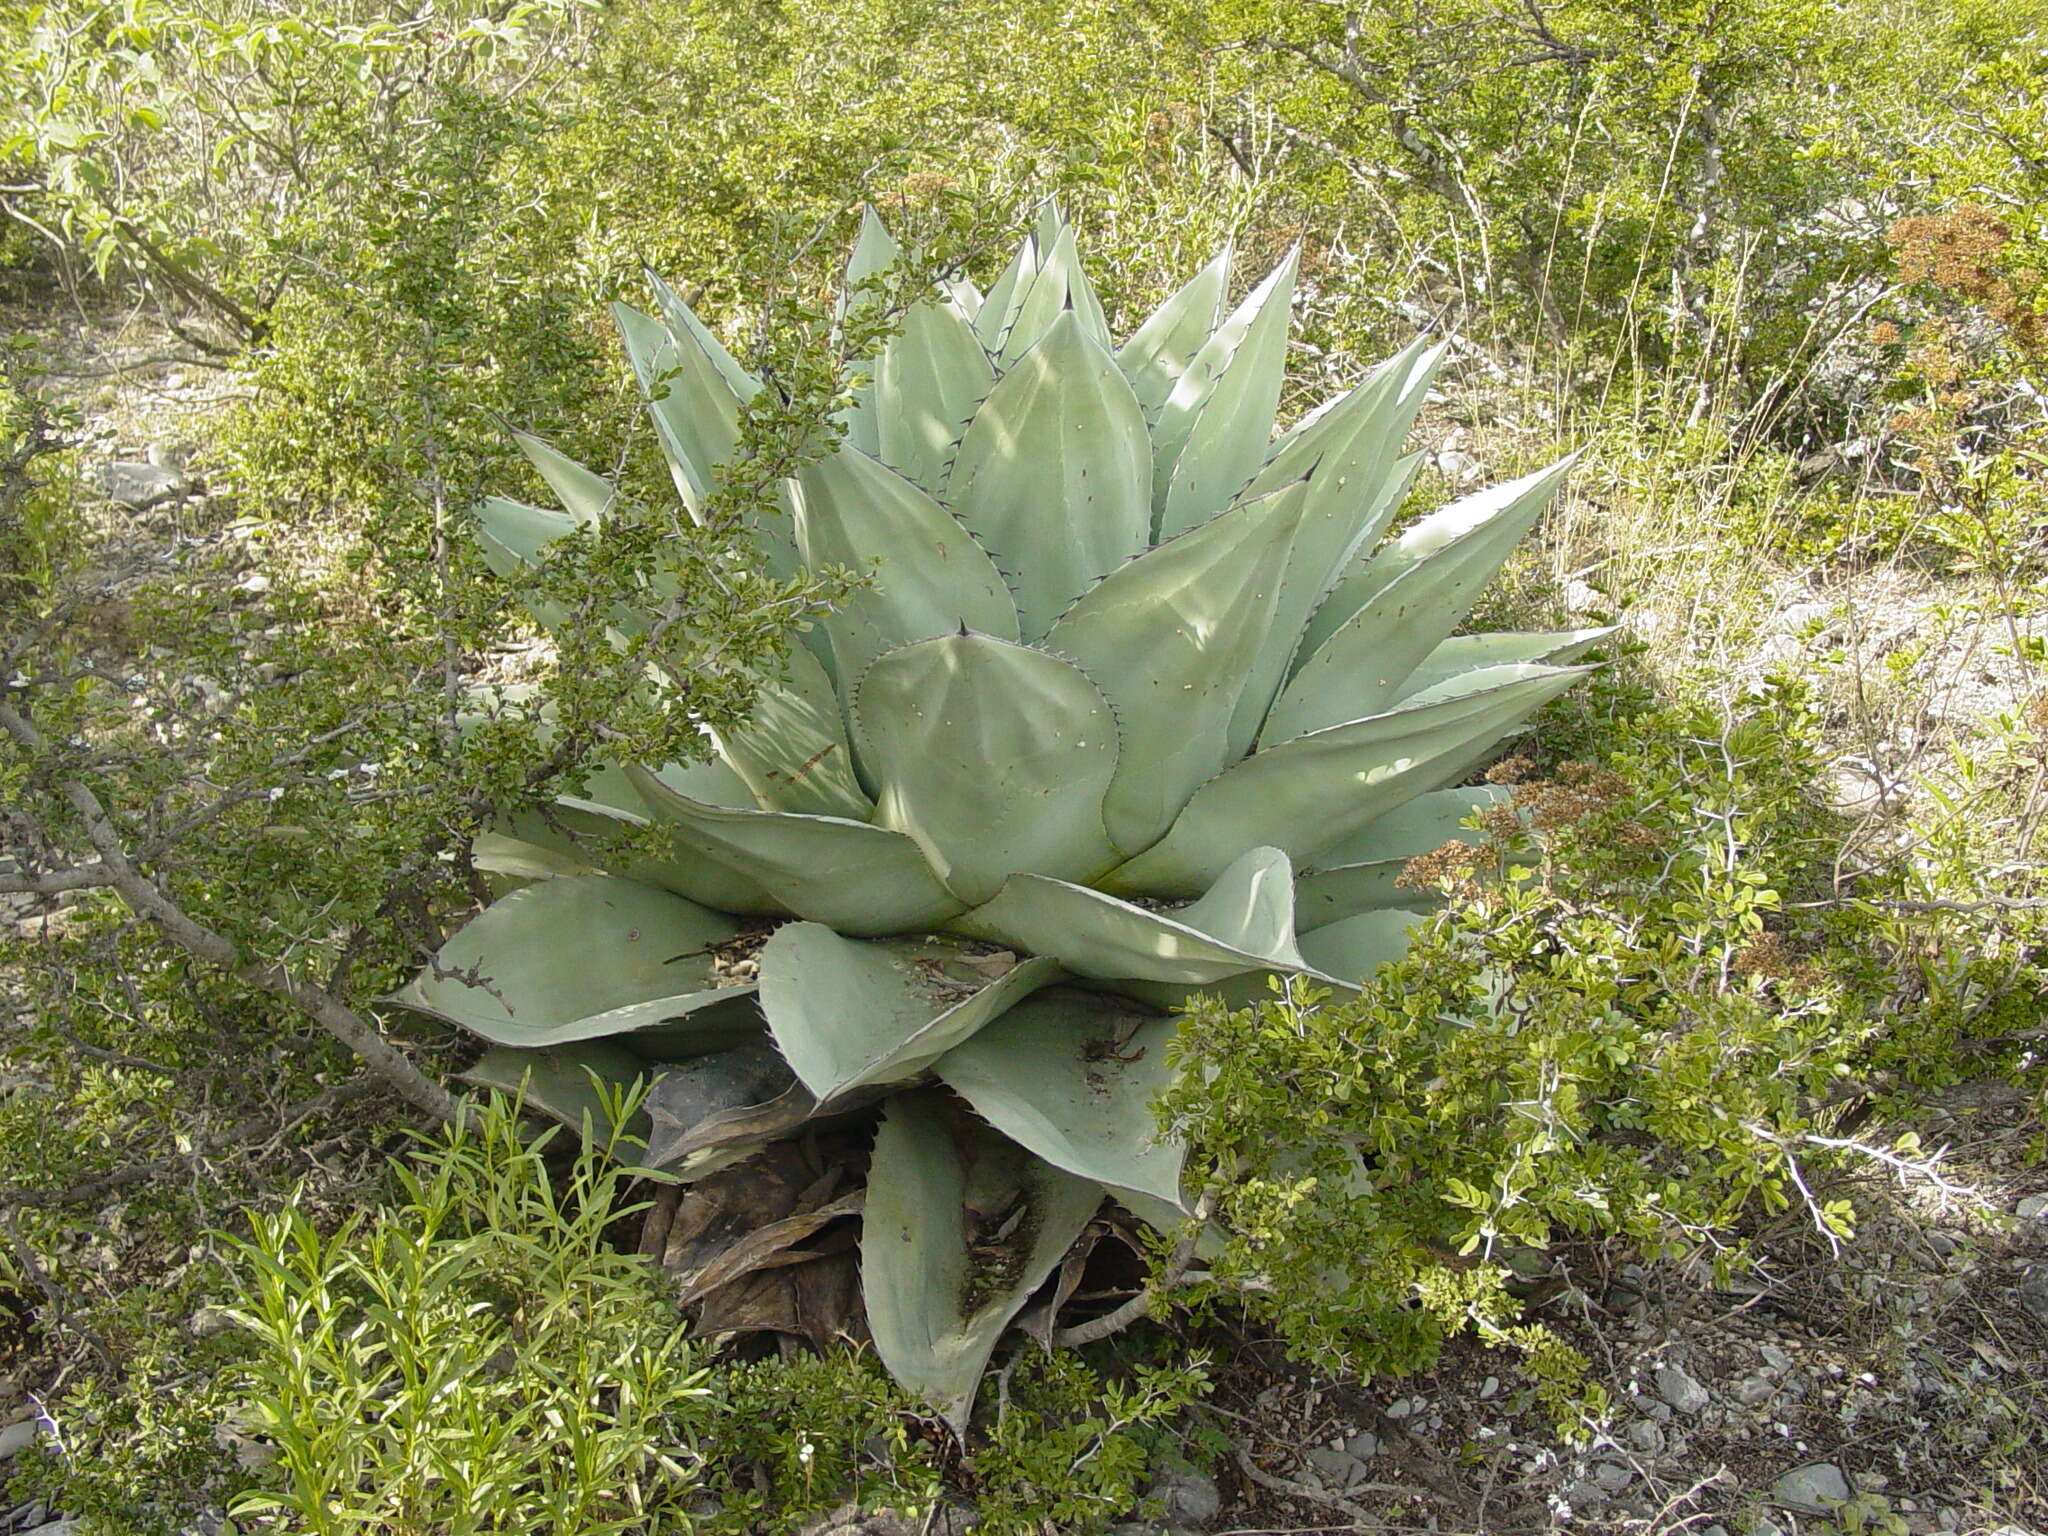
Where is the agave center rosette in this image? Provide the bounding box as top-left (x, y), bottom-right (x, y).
top-left (397, 204), bottom-right (1608, 1427)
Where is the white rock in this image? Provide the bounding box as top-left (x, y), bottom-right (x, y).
top-left (2015, 1194), bottom-right (2048, 1221)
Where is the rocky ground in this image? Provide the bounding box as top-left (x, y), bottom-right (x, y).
top-left (3, 301), bottom-right (2043, 1535)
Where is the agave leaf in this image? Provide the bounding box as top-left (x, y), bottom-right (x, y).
top-left (474, 496), bottom-right (575, 576)
top-left (1395, 627), bottom-right (1616, 702)
top-left (793, 446), bottom-right (1020, 686)
top-left (937, 989), bottom-right (1186, 1211)
top-left (511, 431), bottom-right (615, 526)
top-left (645, 270), bottom-right (760, 402)
top-left (624, 764), bottom-right (967, 934)
top-left (940, 268), bottom-right (983, 318)
top-left (1046, 479), bottom-right (1309, 852)
top-left (875, 297), bottom-right (996, 494)
top-left (862, 1089), bottom-right (1102, 1433)
top-left (623, 283), bottom-right (757, 509)
top-left (1290, 457), bottom-right (1576, 697)
top-left (758, 923), bottom-right (1063, 1101)
top-left (1294, 908), bottom-right (1429, 984)
top-left (461, 1041), bottom-right (655, 1150)
top-left (613, 301), bottom-right (702, 508)
top-left (951, 846), bottom-right (1350, 996)
top-left (1116, 249), bottom-right (1229, 423)
top-left (994, 223), bottom-right (1107, 365)
top-left (389, 874), bottom-right (759, 1051)
top-left (1152, 249), bottom-right (1298, 537)
top-left (710, 642), bottom-right (873, 820)
top-left (497, 758), bottom-right (784, 915)
top-left (838, 208), bottom-right (902, 457)
top-left (1103, 664), bottom-right (1589, 895)
top-left (1293, 785), bottom-right (1505, 928)
top-left (1223, 340), bottom-right (1442, 755)
top-left (947, 312), bottom-right (1151, 639)
top-left (974, 229), bottom-right (1040, 354)
top-left (470, 831), bottom-right (595, 884)
top-left (851, 632), bottom-right (1119, 904)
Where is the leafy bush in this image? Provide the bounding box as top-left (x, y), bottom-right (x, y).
top-left (1159, 680), bottom-right (1921, 1423)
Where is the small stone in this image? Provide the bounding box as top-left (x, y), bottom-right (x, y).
top-left (1343, 1430), bottom-right (1381, 1460)
top-left (1702, 1527), bottom-right (1729, 1536)
top-left (1760, 1343), bottom-right (1794, 1374)
top-left (235, 571), bottom-right (272, 595)
top-left (101, 460), bottom-right (189, 509)
top-left (1925, 1230), bottom-right (1958, 1259)
top-left (21, 1522), bottom-right (80, 1536)
top-left (1145, 1469), bottom-right (1219, 1527)
top-left (1563, 577), bottom-right (1604, 615)
top-left (1563, 1479), bottom-right (1610, 1511)
top-left (1385, 1397), bottom-right (1414, 1420)
top-left (1626, 1419), bottom-right (1666, 1455)
top-left (1593, 1462), bottom-right (1634, 1493)
top-left (1479, 1376), bottom-right (1499, 1400)
top-left (1774, 1463), bottom-right (1852, 1513)
top-left (1655, 1363), bottom-right (1711, 1415)
top-left (1748, 1517), bottom-right (1786, 1536)
top-left (2017, 1194), bottom-right (2048, 1221)
top-left (1732, 1375), bottom-right (1776, 1406)
top-left (1305, 1447), bottom-right (1365, 1489)
top-left (2017, 1265), bottom-right (2048, 1324)
top-left (0, 1419), bottom-right (42, 1460)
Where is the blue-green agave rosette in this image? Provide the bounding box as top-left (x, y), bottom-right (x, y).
top-left (396, 205), bottom-right (1606, 1428)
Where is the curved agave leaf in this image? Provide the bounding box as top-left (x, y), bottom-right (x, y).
top-left (851, 632), bottom-right (1121, 904)
top-left (511, 431), bottom-right (614, 527)
top-left (838, 208), bottom-right (904, 457)
top-left (951, 846), bottom-right (1349, 996)
top-left (710, 642), bottom-right (873, 820)
top-left (1116, 249), bottom-right (1229, 423)
top-left (1289, 457), bottom-right (1576, 697)
top-left (991, 222), bottom-right (1109, 366)
top-left (625, 764), bottom-right (968, 934)
top-left (645, 270), bottom-right (760, 402)
top-left (391, 874), bottom-right (758, 1051)
top-left (1223, 339), bottom-right (1442, 755)
top-left (1103, 664), bottom-right (1590, 896)
top-left (875, 297), bottom-right (995, 494)
top-left (1153, 249), bottom-right (1298, 538)
top-left (1394, 626), bottom-right (1616, 702)
top-left (793, 447), bottom-right (1020, 686)
top-left (1046, 479), bottom-right (1309, 853)
top-left (471, 831), bottom-right (595, 884)
top-left (758, 923), bottom-right (1062, 1101)
top-left (974, 228), bottom-right (1040, 354)
top-left (613, 301), bottom-right (701, 508)
top-left (937, 989), bottom-right (1186, 1211)
top-left (862, 1089), bottom-right (1103, 1432)
top-left (475, 496), bottom-right (575, 577)
top-left (1295, 908), bottom-right (1429, 984)
top-left (947, 312), bottom-right (1151, 639)
top-left (505, 756), bottom-right (782, 913)
top-left (1293, 785), bottom-right (1504, 928)
top-left (462, 1041), bottom-right (654, 1149)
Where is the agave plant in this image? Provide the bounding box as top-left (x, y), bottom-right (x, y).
top-left (398, 206), bottom-right (1605, 1427)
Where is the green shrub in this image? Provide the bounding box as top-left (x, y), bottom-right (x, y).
top-left (1158, 681), bottom-right (1920, 1426)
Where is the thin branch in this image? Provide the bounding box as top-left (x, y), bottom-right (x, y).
top-left (1049, 1191), bottom-right (1214, 1348)
top-left (0, 700), bottom-right (457, 1125)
